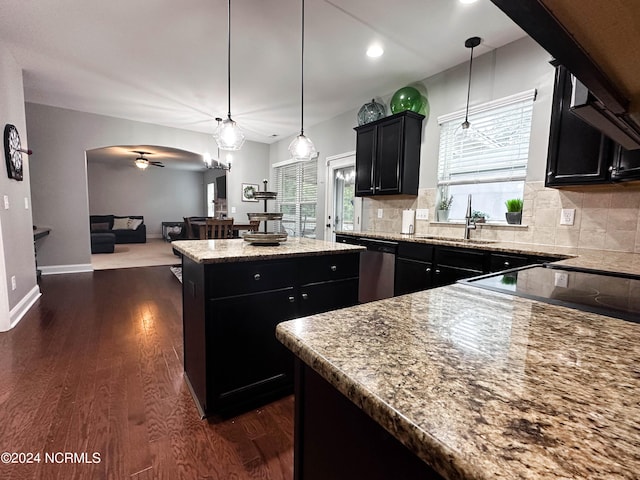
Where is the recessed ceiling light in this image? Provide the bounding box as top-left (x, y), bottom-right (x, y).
top-left (366, 45), bottom-right (384, 58)
top-left (459, 0), bottom-right (478, 4)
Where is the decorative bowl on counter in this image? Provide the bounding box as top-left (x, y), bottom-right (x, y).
top-left (242, 232), bottom-right (288, 245)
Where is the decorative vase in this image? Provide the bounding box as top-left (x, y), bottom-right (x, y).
top-left (390, 86), bottom-right (423, 114)
top-left (437, 209), bottom-right (449, 222)
top-left (505, 212), bottom-right (522, 225)
top-left (357, 99), bottom-right (386, 125)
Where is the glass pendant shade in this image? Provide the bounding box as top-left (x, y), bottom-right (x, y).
top-left (214, 117), bottom-right (245, 151)
top-left (135, 159), bottom-right (149, 170)
top-left (288, 133), bottom-right (316, 160)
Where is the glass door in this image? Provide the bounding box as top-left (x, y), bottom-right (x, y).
top-left (325, 153), bottom-right (361, 241)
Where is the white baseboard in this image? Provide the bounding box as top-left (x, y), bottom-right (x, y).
top-left (40, 264), bottom-right (94, 275)
top-left (9, 285), bottom-right (42, 330)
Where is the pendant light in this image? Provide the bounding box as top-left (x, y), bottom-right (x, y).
top-left (461, 36), bottom-right (481, 130)
top-left (214, 0), bottom-right (245, 151)
top-left (288, 0), bottom-right (317, 160)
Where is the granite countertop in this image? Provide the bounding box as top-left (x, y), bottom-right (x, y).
top-left (276, 283), bottom-right (640, 480)
top-left (172, 237), bottom-right (364, 264)
top-left (335, 231), bottom-right (640, 277)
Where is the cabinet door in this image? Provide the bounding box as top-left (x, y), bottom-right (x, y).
top-left (355, 124), bottom-right (376, 196)
top-left (432, 265), bottom-right (483, 287)
top-left (376, 117), bottom-right (404, 194)
top-left (299, 278), bottom-right (359, 317)
top-left (546, 66), bottom-right (611, 186)
top-left (209, 287), bottom-right (297, 410)
top-left (395, 258), bottom-right (432, 295)
top-left (611, 145), bottom-right (640, 181)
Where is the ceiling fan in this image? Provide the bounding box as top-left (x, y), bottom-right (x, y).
top-left (132, 150), bottom-right (164, 170)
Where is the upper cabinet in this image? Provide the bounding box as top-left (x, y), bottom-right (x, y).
top-left (546, 66), bottom-right (612, 186)
top-left (546, 65), bottom-right (640, 187)
top-left (354, 110), bottom-right (424, 197)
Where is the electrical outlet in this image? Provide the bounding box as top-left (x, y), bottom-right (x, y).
top-left (24, 197), bottom-right (29, 209)
top-left (560, 208), bottom-right (575, 225)
top-left (10, 276), bottom-right (16, 291)
top-left (3, 195), bottom-right (8, 210)
top-left (377, 208), bottom-right (383, 219)
top-left (416, 208), bottom-right (429, 221)
top-left (554, 271), bottom-right (569, 288)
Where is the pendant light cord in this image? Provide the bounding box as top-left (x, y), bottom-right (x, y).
top-left (463, 44), bottom-right (474, 125)
top-left (300, 0), bottom-right (305, 136)
top-left (227, 0), bottom-right (232, 119)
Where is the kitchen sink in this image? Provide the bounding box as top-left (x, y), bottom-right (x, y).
top-left (414, 234), bottom-right (496, 244)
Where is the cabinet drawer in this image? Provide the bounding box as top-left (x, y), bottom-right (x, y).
top-left (435, 247), bottom-right (487, 271)
top-left (489, 253), bottom-right (530, 272)
top-left (299, 278), bottom-right (359, 317)
top-left (299, 253), bottom-right (359, 284)
top-left (206, 260), bottom-right (296, 298)
top-left (397, 242), bottom-right (434, 262)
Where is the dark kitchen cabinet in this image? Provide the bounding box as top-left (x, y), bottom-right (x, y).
top-left (395, 242), bottom-right (434, 295)
top-left (546, 65), bottom-right (612, 187)
top-left (611, 145), bottom-right (640, 182)
top-left (182, 252), bottom-right (359, 416)
top-left (355, 110), bottom-right (424, 196)
top-left (432, 246), bottom-right (487, 287)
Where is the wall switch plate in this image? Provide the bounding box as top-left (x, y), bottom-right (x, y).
top-left (560, 208), bottom-right (575, 225)
top-left (10, 276), bottom-right (16, 291)
top-left (377, 208), bottom-right (383, 219)
top-left (416, 209), bottom-right (429, 221)
top-left (24, 197), bottom-right (29, 209)
top-left (554, 271), bottom-right (569, 288)
top-left (231, 206), bottom-right (236, 213)
top-left (3, 195), bottom-right (8, 210)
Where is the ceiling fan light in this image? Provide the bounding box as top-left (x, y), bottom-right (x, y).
top-left (135, 158), bottom-right (149, 170)
top-left (214, 117), bottom-right (245, 151)
top-left (288, 133), bottom-right (317, 160)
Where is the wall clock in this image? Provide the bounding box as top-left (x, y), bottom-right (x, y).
top-left (4, 123), bottom-right (25, 181)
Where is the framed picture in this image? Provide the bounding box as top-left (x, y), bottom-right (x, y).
top-left (242, 183), bottom-right (259, 202)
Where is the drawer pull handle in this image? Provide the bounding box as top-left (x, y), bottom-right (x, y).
top-left (288, 296), bottom-right (295, 303)
top-left (426, 268), bottom-right (431, 273)
top-left (435, 269), bottom-right (441, 274)
top-left (301, 293), bottom-right (309, 301)
top-left (254, 273), bottom-right (261, 281)
top-left (330, 265), bottom-right (337, 272)
top-left (504, 261), bottom-right (510, 267)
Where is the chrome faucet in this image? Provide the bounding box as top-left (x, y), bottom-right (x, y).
top-left (464, 194), bottom-right (476, 240)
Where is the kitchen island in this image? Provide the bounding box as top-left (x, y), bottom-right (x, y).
top-left (172, 237), bottom-right (364, 416)
top-left (276, 251), bottom-right (640, 479)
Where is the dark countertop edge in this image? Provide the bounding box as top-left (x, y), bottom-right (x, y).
top-left (172, 241), bottom-right (365, 264)
top-left (275, 300), bottom-right (476, 480)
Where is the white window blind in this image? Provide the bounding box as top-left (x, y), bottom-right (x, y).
top-left (274, 157), bottom-right (317, 237)
top-left (437, 90), bottom-right (536, 187)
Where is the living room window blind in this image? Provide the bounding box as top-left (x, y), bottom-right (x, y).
top-left (436, 89), bottom-right (536, 221)
top-left (273, 156), bottom-right (317, 237)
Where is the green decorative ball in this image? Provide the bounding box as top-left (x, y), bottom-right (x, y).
top-left (390, 86), bottom-right (423, 114)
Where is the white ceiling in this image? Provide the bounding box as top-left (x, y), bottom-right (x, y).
top-left (0, 0), bottom-right (525, 151)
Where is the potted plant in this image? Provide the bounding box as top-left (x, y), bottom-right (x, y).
top-left (437, 195), bottom-right (453, 222)
top-left (471, 210), bottom-right (489, 223)
top-left (505, 198), bottom-right (523, 224)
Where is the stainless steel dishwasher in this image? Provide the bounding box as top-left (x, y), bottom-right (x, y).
top-left (337, 235), bottom-right (397, 303)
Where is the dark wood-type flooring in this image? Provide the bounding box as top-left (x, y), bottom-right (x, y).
top-left (0, 267), bottom-right (294, 480)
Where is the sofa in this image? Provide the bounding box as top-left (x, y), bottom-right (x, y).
top-left (90, 215), bottom-right (147, 244)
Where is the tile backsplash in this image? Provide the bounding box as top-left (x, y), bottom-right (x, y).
top-left (362, 182), bottom-right (640, 253)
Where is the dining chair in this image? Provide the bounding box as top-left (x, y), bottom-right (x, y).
top-left (205, 218), bottom-right (234, 239)
top-left (248, 220), bottom-right (260, 232)
top-left (183, 217), bottom-right (197, 239)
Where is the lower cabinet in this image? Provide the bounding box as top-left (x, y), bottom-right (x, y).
top-left (182, 252), bottom-right (359, 416)
top-left (394, 239), bottom-right (560, 294)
